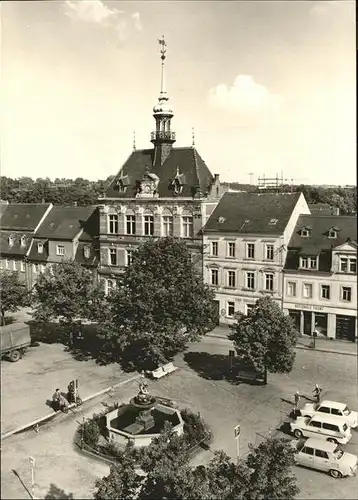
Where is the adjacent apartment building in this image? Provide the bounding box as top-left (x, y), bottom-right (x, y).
top-left (0, 204), bottom-right (99, 289)
top-left (202, 191), bottom-right (310, 323)
top-left (97, 40), bottom-right (223, 293)
top-left (0, 203), bottom-right (52, 287)
top-left (283, 215), bottom-right (357, 342)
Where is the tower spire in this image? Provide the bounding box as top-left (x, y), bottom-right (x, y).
top-left (192, 127), bottom-right (195, 147)
top-left (158, 35), bottom-right (167, 95)
top-left (133, 130), bottom-right (136, 151)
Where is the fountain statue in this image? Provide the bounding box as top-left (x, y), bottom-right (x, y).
top-left (130, 378), bottom-right (157, 409)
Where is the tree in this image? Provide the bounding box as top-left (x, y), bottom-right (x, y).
top-left (33, 260), bottom-right (106, 325)
top-left (100, 237), bottom-right (217, 370)
top-left (0, 271), bottom-right (30, 325)
top-left (228, 296), bottom-right (297, 384)
top-left (246, 436), bottom-right (299, 500)
top-left (94, 455), bottom-right (142, 500)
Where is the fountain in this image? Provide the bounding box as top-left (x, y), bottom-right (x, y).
top-left (105, 380), bottom-right (184, 448)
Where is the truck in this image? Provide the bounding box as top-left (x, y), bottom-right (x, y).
top-left (0, 322), bottom-right (31, 362)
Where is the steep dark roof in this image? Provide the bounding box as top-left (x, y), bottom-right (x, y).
top-left (0, 203), bottom-right (51, 231)
top-left (203, 192), bottom-right (301, 234)
top-left (35, 206), bottom-right (96, 240)
top-left (0, 231), bottom-right (33, 257)
top-left (105, 147), bottom-right (214, 198)
top-left (285, 215), bottom-right (357, 271)
top-left (27, 238), bottom-right (49, 262)
top-left (75, 242), bottom-right (99, 267)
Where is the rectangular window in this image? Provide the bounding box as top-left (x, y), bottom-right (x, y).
top-left (109, 248), bottom-right (117, 266)
top-left (227, 270), bottom-right (236, 288)
top-left (340, 257), bottom-right (357, 273)
top-left (108, 214), bottom-right (118, 234)
top-left (228, 242), bottom-right (236, 258)
top-left (20, 261), bottom-right (25, 272)
top-left (246, 271), bottom-right (255, 290)
top-left (126, 250), bottom-right (133, 267)
top-left (144, 215), bottom-right (154, 236)
top-left (33, 264), bottom-right (38, 274)
top-left (12, 260), bottom-right (17, 271)
top-left (266, 244), bottom-right (274, 260)
top-left (38, 243), bottom-right (43, 254)
top-left (246, 243), bottom-right (255, 259)
top-left (56, 245), bottom-right (65, 256)
top-left (211, 241), bottom-right (218, 256)
top-left (341, 286), bottom-right (352, 302)
top-left (300, 256), bottom-right (317, 269)
top-left (246, 304), bottom-right (254, 315)
top-left (41, 264), bottom-right (46, 273)
top-left (303, 283), bottom-right (313, 298)
top-left (264, 273), bottom-right (274, 291)
top-left (211, 269), bottom-right (218, 286)
top-left (321, 285), bottom-right (330, 300)
top-left (126, 215), bottom-right (136, 235)
top-left (182, 216), bottom-right (193, 238)
top-left (5, 259), bottom-right (9, 270)
top-left (287, 281), bottom-right (297, 297)
top-left (227, 301), bottom-right (235, 318)
top-left (162, 216), bottom-right (173, 237)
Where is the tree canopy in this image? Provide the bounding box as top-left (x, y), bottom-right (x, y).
top-left (94, 433), bottom-right (299, 500)
top-left (32, 260), bottom-right (105, 324)
top-left (228, 296), bottom-right (297, 384)
top-left (99, 237), bottom-right (217, 370)
top-left (0, 271), bottom-right (30, 325)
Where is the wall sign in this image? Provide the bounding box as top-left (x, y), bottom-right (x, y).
top-left (294, 304), bottom-right (323, 311)
top-left (221, 309), bottom-right (226, 316)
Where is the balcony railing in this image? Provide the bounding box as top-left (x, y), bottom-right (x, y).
top-left (150, 131), bottom-right (176, 142)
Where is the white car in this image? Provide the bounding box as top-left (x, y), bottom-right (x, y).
top-left (290, 413), bottom-right (352, 444)
top-left (300, 400), bottom-right (358, 429)
top-left (292, 437), bottom-right (358, 478)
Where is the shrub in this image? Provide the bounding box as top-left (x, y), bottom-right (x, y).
top-left (101, 439), bottom-right (123, 458)
top-left (80, 419), bottom-right (100, 449)
top-left (181, 409), bottom-right (210, 446)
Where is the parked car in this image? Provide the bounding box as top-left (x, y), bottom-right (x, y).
top-left (0, 322), bottom-right (31, 362)
top-left (300, 400), bottom-right (357, 429)
top-left (290, 414), bottom-right (352, 444)
top-left (292, 437), bottom-right (358, 478)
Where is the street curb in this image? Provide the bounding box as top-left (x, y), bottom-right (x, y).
top-left (206, 333), bottom-right (357, 357)
top-left (0, 373), bottom-right (141, 441)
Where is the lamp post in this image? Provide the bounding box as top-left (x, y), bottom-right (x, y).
top-left (28, 456), bottom-right (36, 499)
top-left (234, 424), bottom-right (241, 463)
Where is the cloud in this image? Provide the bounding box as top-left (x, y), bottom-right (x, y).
top-left (64, 0), bottom-right (122, 25)
top-left (132, 12), bottom-right (142, 31)
top-left (209, 75), bottom-right (283, 115)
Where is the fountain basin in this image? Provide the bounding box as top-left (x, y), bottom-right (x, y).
top-left (105, 403), bottom-right (184, 448)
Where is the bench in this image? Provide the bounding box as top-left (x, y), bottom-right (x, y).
top-left (151, 362), bottom-right (178, 379)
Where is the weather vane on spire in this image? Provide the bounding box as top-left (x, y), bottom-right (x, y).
top-left (158, 35), bottom-right (167, 94)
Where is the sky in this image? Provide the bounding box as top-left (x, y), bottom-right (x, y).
top-left (1, 1), bottom-right (356, 185)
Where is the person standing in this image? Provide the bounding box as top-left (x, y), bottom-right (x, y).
top-left (313, 384), bottom-right (322, 403)
top-left (293, 391), bottom-right (301, 418)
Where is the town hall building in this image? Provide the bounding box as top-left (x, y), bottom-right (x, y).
top-left (97, 38), bottom-right (223, 292)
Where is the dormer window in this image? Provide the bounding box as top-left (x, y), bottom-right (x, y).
top-left (269, 218), bottom-right (278, 226)
top-left (20, 235), bottom-right (27, 247)
top-left (38, 243), bottom-right (44, 254)
top-left (300, 228), bottom-right (310, 238)
top-left (328, 228), bottom-right (338, 239)
top-left (300, 256), bottom-right (318, 270)
top-left (218, 216), bottom-right (226, 224)
top-left (8, 235), bottom-right (15, 247)
top-left (83, 246), bottom-right (91, 259)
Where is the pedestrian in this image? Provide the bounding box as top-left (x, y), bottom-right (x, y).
top-left (293, 390), bottom-right (300, 418)
top-left (313, 384), bottom-right (322, 403)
